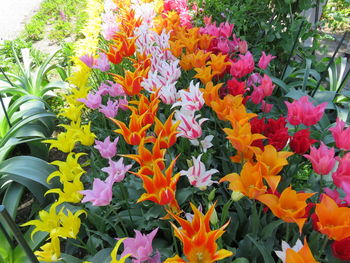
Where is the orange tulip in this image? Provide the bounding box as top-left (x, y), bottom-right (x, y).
top-left (153, 11), bottom-right (181, 37)
top-left (128, 93), bottom-right (160, 125)
top-left (223, 121), bottom-right (265, 162)
top-left (192, 50), bottom-right (211, 68)
top-left (105, 43), bottom-right (123, 65)
top-left (194, 66), bottom-right (215, 85)
top-left (166, 203), bottom-right (233, 263)
top-left (132, 159), bottom-right (181, 212)
top-left (208, 53), bottom-right (231, 75)
top-left (198, 33), bottom-right (215, 50)
top-left (179, 53), bottom-right (194, 70)
top-left (112, 67), bottom-right (149, 96)
top-left (210, 94), bottom-right (256, 122)
top-left (315, 194), bottom-right (350, 241)
top-left (285, 238), bottom-right (318, 263)
top-left (183, 36), bottom-right (200, 54)
top-left (253, 145), bottom-right (293, 192)
top-left (256, 187), bottom-right (315, 233)
top-left (200, 81), bottom-right (223, 107)
top-left (220, 162), bottom-right (267, 199)
top-left (129, 52), bottom-right (152, 71)
top-left (121, 137), bottom-right (165, 175)
top-left (118, 9), bottom-right (142, 37)
top-left (169, 40), bottom-right (184, 57)
top-left (153, 112), bottom-right (180, 148)
top-left (110, 111), bottom-right (151, 145)
top-left (112, 33), bottom-right (137, 57)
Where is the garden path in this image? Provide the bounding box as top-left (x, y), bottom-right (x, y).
top-left (0, 0), bottom-right (44, 43)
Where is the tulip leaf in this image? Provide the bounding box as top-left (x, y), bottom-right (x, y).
top-left (247, 235), bottom-right (275, 263)
top-left (261, 219), bottom-right (284, 238)
top-left (87, 248), bottom-right (112, 263)
top-left (232, 258), bottom-right (250, 263)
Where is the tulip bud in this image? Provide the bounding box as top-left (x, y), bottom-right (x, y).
top-left (208, 202), bottom-right (218, 225)
top-left (231, 191), bottom-right (244, 201)
top-left (208, 189), bottom-right (216, 201)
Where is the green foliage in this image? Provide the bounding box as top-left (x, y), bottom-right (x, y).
top-left (322, 0), bottom-right (350, 31)
top-left (23, 0), bottom-right (87, 42)
top-left (0, 46), bottom-right (67, 98)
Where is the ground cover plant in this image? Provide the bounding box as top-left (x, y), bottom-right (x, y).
top-left (20, 0), bottom-right (350, 262)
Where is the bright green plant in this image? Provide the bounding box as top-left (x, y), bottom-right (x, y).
top-left (0, 47), bottom-right (67, 98)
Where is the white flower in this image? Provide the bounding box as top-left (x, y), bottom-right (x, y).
top-left (275, 239), bottom-right (303, 263)
top-left (180, 154), bottom-right (218, 190)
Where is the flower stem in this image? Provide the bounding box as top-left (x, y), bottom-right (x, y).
top-left (251, 200), bottom-right (259, 235)
top-left (318, 235), bottom-right (328, 260)
top-left (285, 223), bottom-right (290, 242)
top-left (118, 183), bottom-right (135, 229)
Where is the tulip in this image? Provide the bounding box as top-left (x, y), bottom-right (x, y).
top-left (77, 91), bottom-right (102, 109)
top-left (102, 158), bottom-right (132, 184)
top-left (94, 136), bottom-right (119, 159)
top-left (275, 238), bottom-right (318, 263)
top-left (331, 237), bottom-right (350, 261)
top-left (285, 96), bottom-right (327, 126)
top-left (315, 194), bottom-right (350, 240)
top-left (256, 187), bottom-right (315, 233)
top-left (80, 178), bottom-right (113, 206)
top-left (230, 51), bottom-right (254, 79)
top-left (290, 129), bottom-right (317, 154)
top-left (329, 118), bottom-right (350, 150)
top-left (165, 203), bottom-right (233, 263)
top-left (99, 99), bottom-right (119, 118)
top-left (180, 154), bottom-right (218, 190)
top-left (304, 142), bottom-right (336, 175)
top-left (332, 152), bottom-right (350, 202)
top-left (121, 228), bottom-right (159, 263)
top-left (258, 51), bottom-right (276, 70)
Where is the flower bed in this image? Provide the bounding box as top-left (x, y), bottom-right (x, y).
top-left (22, 0), bottom-right (350, 262)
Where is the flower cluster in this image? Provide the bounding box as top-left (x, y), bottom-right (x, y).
top-left (25, 0), bottom-right (350, 262)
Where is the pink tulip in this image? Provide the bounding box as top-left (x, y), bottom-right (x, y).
top-left (80, 178), bottom-right (113, 206)
top-left (304, 142), bottom-right (336, 175)
top-left (102, 158), bottom-right (132, 185)
top-left (93, 52), bottom-right (110, 72)
top-left (79, 54), bottom-right (95, 68)
top-left (329, 118), bottom-right (350, 151)
top-left (261, 100), bottom-right (273, 113)
top-left (285, 96), bottom-right (327, 126)
top-left (250, 75), bottom-right (275, 104)
top-left (121, 228), bottom-right (159, 263)
top-left (94, 136), bottom-right (119, 159)
top-left (77, 91), bottom-right (102, 109)
top-left (258, 51), bottom-right (276, 70)
top-left (230, 51), bottom-right (255, 79)
top-left (218, 21), bottom-right (234, 38)
top-left (98, 81), bottom-right (125, 97)
top-left (99, 99), bottom-right (119, 118)
top-left (332, 153), bottom-right (350, 201)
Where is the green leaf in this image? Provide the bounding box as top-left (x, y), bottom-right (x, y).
top-left (285, 88), bottom-right (308, 100)
top-left (232, 258), bottom-right (250, 263)
top-left (2, 183), bottom-right (25, 219)
top-left (0, 156), bottom-right (56, 202)
top-left (87, 248), bottom-right (112, 263)
top-left (261, 219), bottom-right (284, 238)
top-left (247, 235), bottom-right (275, 263)
top-left (221, 200), bottom-right (233, 225)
